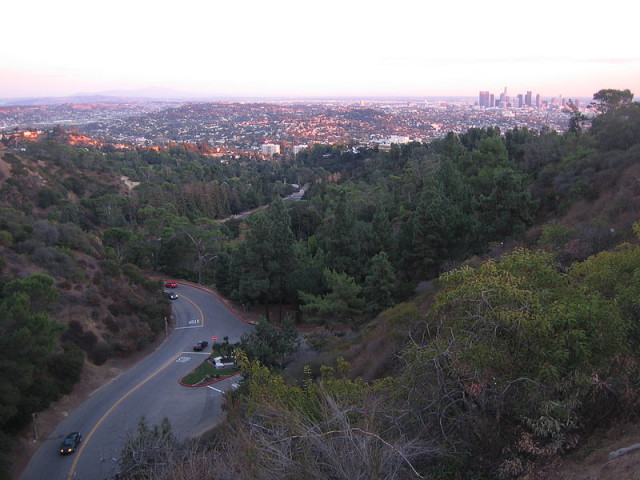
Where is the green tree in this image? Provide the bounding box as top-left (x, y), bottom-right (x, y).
top-left (570, 225), bottom-right (640, 347)
top-left (370, 203), bottom-right (396, 260)
top-left (472, 167), bottom-right (537, 243)
top-left (362, 251), bottom-right (396, 313)
top-left (239, 317), bottom-right (299, 369)
top-left (0, 274), bottom-right (64, 440)
top-left (2, 273), bottom-right (59, 313)
top-left (289, 240), bottom-right (327, 298)
top-left (439, 131), bottom-right (467, 163)
top-left (103, 227), bottom-right (133, 261)
top-left (325, 191), bottom-right (360, 275)
top-left (397, 248), bottom-right (628, 474)
top-left (564, 100), bottom-right (588, 135)
top-left (234, 197), bottom-right (295, 319)
top-left (591, 88), bottom-right (634, 114)
top-left (590, 101), bottom-right (640, 151)
top-left (409, 180), bottom-right (455, 279)
top-left (299, 269), bottom-right (364, 327)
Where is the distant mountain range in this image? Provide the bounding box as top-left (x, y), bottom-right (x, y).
top-left (0, 87), bottom-right (483, 107)
top-left (0, 87), bottom-right (201, 106)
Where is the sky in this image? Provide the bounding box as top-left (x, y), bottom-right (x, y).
top-left (2, 0), bottom-right (639, 100)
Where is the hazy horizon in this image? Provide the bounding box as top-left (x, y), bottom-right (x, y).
top-left (3, 0), bottom-right (639, 101)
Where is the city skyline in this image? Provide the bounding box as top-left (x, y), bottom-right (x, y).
top-left (2, 0), bottom-right (639, 100)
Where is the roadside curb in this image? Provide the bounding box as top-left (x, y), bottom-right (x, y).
top-left (179, 371), bottom-right (242, 388)
top-left (154, 277), bottom-right (256, 326)
top-left (177, 281), bottom-right (256, 326)
top-left (155, 276), bottom-right (352, 334)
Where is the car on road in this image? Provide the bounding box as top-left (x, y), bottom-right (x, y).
top-left (193, 341), bottom-right (209, 351)
top-left (164, 291), bottom-right (179, 300)
top-left (59, 432), bottom-right (82, 455)
top-left (164, 281), bottom-right (178, 288)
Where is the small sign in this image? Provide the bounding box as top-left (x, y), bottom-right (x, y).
top-left (212, 336), bottom-right (218, 341)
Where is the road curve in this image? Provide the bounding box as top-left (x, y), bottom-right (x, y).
top-left (19, 283), bottom-right (254, 480)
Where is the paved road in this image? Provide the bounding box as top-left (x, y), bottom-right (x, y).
top-left (19, 283), bottom-right (254, 480)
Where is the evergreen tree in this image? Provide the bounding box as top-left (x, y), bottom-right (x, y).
top-left (363, 251), bottom-right (396, 313)
top-left (0, 274), bottom-right (64, 436)
top-left (234, 197), bottom-right (295, 320)
top-left (239, 317), bottom-right (299, 369)
top-left (325, 191), bottom-right (360, 276)
top-left (370, 203), bottom-right (396, 261)
top-left (299, 269), bottom-right (364, 328)
top-left (409, 180), bottom-right (455, 279)
top-left (472, 167), bottom-right (537, 243)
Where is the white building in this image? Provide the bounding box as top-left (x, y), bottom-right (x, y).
top-left (387, 135), bottom-right (410, 144)
top-left (293, 144), bottom-right (308, 155)
top-left (260, 143), bottom-right (281, 156)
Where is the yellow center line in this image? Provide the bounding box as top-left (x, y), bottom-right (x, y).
top-left (66, 290), bottom-right (206, 479)
top-left (178, 292), bottom-right (206, 327)
top-left (66, 353), bottom-right (180, 479)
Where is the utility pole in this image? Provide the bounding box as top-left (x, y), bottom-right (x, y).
top-left (32, 412), bottom-right (38, 441)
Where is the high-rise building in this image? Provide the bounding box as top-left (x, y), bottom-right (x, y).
top-left (517, 94), bottom-right (524, 108)
top-left (525, 91), bottom-right (532, 107)
top-left (479, 91), bottom-right (491, 108)
top-left (535, 94), bottom-right (541, 109)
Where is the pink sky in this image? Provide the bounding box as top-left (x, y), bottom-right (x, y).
top-left (2, 0), bottom-right (639, 100)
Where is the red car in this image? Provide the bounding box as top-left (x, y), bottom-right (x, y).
top-left (193, 341), bottom-right (209, 351)
top-left (164, 281), bottom-right (178, 288)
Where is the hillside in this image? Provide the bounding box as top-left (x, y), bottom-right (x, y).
top-left (2, 91), bottom-right (640, 480)
top-left (0, 147), bottom-right (172, 480)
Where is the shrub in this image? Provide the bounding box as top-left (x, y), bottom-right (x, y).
top-left (0, 230), bottom-right (13, 247)
top-left (100, 259), bottom-right (120, 278)
top-left (36, 188), bottom-right (60, 208)
top-left (121, 263), bottom-right (145, 284)
top-left (50, 342), bottom-right (84, 394)
top-left (104, 315), bottom-right (122, 333)
top-left (62, 320), bottom-right (98, 352)
top-left (89, 342), bottom-right (112, 365)
top-left (33, 220), bottom-right (60, 246)
top-left (14, 238), bottom-right (44, 255)
top-left (58, 223), bottom-right (93, 254)
top-left (378, 301), bottom-right (420, 328)
top-left (31, 246), bottom-right (79, 278)
top-left (108, 301), bottom-right (128, 317)
top-left (142, 278), bottom-right (160, 293)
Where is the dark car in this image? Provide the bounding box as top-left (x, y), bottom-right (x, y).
top-left (164, 281), bottom-right (178, 288)
top-left (59, 432), bottom-right (82, 455)
top-left (164, 291), bottom-right (179, 300)
top-left (193, 341), bottom-right (209, 351)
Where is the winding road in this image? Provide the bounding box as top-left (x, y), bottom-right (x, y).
top-left (19, 283), bottom-right (254, 480)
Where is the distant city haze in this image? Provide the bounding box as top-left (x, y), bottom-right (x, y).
top-left (2, 0), bottom-right (639, 100)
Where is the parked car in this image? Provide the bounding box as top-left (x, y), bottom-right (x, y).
top-left (164, 291), bottom-right (178, 300)
top-left (193, 341), bottom-right (209, 351)
top-left (59, 432), bottom-right (82, 455)
top-left (164, 281), bottom-right (178, 288)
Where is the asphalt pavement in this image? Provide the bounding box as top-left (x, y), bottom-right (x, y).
top-left (19, 283), bottom-right (254, 480)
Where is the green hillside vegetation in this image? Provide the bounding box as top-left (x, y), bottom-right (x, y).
top-left (1, 89), bottom-right (640, 479)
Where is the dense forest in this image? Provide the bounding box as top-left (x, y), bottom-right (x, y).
top-left (1, 88), bottom-right (640, 479)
